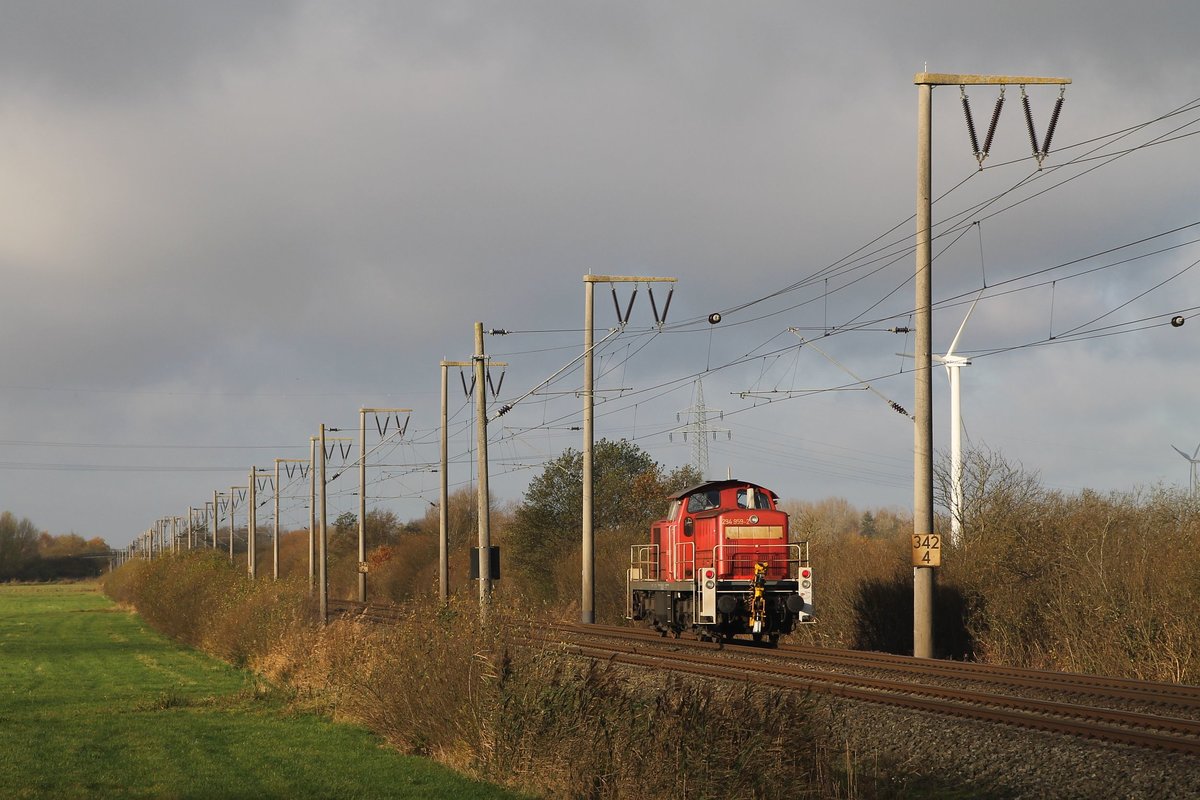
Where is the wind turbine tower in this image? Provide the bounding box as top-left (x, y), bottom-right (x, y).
top-left (897, 295), bottom-right (980, 546)
top-left (938, 294), bottom-right (981, 548)
top-left (1171, 443), bottom-right (1200, 495)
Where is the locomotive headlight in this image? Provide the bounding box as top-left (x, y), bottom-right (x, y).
top-left (801, 580), bottom-right (811, 589)
top-left (749, 515), bottom-right (759, 524)
top-left (705, 580), bottom-right (715, 590)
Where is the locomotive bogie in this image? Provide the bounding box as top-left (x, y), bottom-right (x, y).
top-left (628, 583), bottom-right (808, 641)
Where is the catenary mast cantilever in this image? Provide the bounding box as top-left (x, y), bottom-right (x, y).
top-left (912, 72), bottom-right (1069, 659)
top-left (357, 407), bottom-right (411, 603)
top-left (581, 274), bottom-right (675, 624)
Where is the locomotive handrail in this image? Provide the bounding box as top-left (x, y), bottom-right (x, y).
top-left (627, 544), bottom-right (659, 619)
top-left (673, 540), bottom-right (696, 579)
top-left (628, 544), bottom-right (659, 581)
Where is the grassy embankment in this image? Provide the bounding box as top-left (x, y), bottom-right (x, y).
top-left (0, 582), bottom-right (522, 800)
top-left (103, 553), bottom-right (851, 799)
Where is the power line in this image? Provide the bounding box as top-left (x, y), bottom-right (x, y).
top-left (0, 439), bottom-right (307, 450)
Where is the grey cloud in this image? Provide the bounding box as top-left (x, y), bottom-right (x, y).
top-left (0, 0), bottom-right (297, 102)
top-left (2, 2), bottom-right (1199, 546)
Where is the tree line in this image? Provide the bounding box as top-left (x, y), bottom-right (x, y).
top-left (0, 511), bottom-right (111, 580)
top-left (103, 432), bottom-right (1200, 682)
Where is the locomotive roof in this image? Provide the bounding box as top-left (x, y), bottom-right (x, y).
top-left (668, 479), bottom-right (778, 501)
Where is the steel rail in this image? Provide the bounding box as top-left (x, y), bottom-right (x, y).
top-left (777, 642), bottom-right (1200, 707)
top-left (542, 634), bottom-right (1200, 756)
top-left (560, 621), bottom-right (1200, 710)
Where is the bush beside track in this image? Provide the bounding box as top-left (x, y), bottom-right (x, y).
top-left (104, 554), bottom-right (852, 799)
top-left (99, 448), bottom-right (1200, 796)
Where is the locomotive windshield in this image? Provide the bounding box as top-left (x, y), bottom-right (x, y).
top-left (736, 488), bottom-right (771, 509)
top-left (686, 490), bottom-right (721, 513)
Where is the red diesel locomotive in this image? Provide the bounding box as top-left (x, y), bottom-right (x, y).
top-left (627, 479), bottom-right (813, 643)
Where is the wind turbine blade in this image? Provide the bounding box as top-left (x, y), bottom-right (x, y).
top-left (1192, 442), bottom-right (1200, 460)
top-left (945, 290), bottom-right (984, 359)
top-left (1173, 445), bottom-right (1193, 460)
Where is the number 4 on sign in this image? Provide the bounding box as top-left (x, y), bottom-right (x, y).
top-left (912, 533), bottom-right (942, 567)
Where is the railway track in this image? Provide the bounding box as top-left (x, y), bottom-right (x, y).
top-left (325, 600), bottom-right (1200, 756)
top-left (327, 598), bottom-right (406, 623)
top-left (560, 622), bottom-right (1200, 710)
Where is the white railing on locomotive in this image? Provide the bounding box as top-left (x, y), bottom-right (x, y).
top-left (795, 540), bottom-right (810, 569)
top-left (626, 544), bottom-right (659, 619)
top-left (672, 539), bottom-right (696, 580)
top-left (628, 544), bottom-right (659, 581)
top-left (710, 543), bottom-right (803, 580)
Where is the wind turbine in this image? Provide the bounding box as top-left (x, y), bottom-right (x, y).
top-left (938, 294), bottom-right (980, 548)
top-left (1171, 443), bottom-right (1200, 495)
top-left (897, 294), bottom-right (981, 546)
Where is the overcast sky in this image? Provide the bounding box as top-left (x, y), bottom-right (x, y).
top-left (3, 1), bottom-right (1199, 549)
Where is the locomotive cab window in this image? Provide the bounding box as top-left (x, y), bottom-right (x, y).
top-left (686, 490), bottom-right (720, 513)
top-left (736, 488), bottom-right (771, 510)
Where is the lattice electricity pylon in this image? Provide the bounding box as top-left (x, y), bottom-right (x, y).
top-left (669, 379), bottom-right (729, 480)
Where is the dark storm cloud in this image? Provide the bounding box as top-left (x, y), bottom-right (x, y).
top-left (1, 1), bottom-right (1198, 545)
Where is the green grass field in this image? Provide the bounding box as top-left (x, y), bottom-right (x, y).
top-left (0, 583), bottom-right (523, 799)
